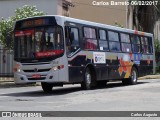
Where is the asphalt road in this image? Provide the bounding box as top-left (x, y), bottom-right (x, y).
top-left (0, 79), bottom-right (160, 119)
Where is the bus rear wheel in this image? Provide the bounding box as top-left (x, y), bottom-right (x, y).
top-left (81, 68), bottom-right (95, 90)
top-left (122, 67), bottom-right (138, 85)
top-left (41, 82), bottom-right (53, 93)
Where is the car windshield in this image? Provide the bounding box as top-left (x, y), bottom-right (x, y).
top-left (14, 26), bottom-right (64, 61)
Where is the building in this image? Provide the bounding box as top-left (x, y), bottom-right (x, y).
top-left (0, 0), bottom-right (127, 26)
top-left (0, 0), bottom-right (73, 19)
top-left (70, 0), bottom-right (127, 27)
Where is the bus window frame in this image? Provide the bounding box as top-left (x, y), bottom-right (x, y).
top-left (140, 36), bottom-right (153, 55)
top-left (98, 28), bottom-right (109, 52)
top-left (119, 32), bottom-right (132, 53)
top-left (65, 26), bottom-right (81, 55)
top-left (82, 26), bottom-right (99, 51)
top-left (66, 26), bottom-right (80, 47)
top-left (107, 30), bottom-right (121, 52)
top-left (130, 34), bottom-right (141, 53)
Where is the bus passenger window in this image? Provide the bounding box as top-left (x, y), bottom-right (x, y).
top-left (141, 37), bottom-right (153, 54)
top-left (83, 27), bottom-right (97, 50)
top-left (131, 35), bottom-right (141, 53)
top-left (148, 37), bottom-right (153, 53)
top-left (120, 33), bottom-right (131, 52)
top-left (108, 31), bottom-right (120, 52)
top-left (109, 42), bottom-right (120, 51)
top-left (99, 29), bottom-right (108, 51)
top-left (141, 37), bottom-right (148, 53)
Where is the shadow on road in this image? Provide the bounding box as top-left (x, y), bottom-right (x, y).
top-left (0, 86), bottom-right (82, 97)
top-left (94, 81), bottom-right (148, 90)
top-left (0, 81), bottom-right (148, 97)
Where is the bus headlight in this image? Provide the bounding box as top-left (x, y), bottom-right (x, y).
top-left (52, 66), bottom-right (58, 71)
top-left (52, 65), bottom-right (64, 71)
top-left (17, 68), bottom-right (21, 72)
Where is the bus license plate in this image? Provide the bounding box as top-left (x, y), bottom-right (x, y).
top-left (32, 74), bottom-right (41, 78)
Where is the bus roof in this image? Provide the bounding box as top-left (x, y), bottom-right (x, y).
top-left (15, 15), bottom-right (153, 37)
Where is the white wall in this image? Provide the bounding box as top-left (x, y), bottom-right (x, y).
top-left (0, 0), bottom-right (60, 19)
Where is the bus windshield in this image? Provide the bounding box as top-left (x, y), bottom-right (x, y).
top-left (14, 26), bottom-right (64, 62)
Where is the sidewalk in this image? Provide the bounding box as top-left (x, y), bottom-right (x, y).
top-left (0, 77), bottom-right (39, 88)
top-left (0, 77), bottom-right (14, 82)
top-left (138, 74), bottom-right (160, 80)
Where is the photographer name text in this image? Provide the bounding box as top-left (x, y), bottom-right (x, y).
top-left (92, 1), bottom-right (158, 6)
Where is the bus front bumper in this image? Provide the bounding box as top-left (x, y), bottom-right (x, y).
top-left (14, 71), bottom-right (60, 84)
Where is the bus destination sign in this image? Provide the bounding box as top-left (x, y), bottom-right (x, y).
top-left (22, 19), bottom-right (46, 28)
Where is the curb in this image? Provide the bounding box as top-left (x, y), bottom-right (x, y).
top-left (138, 75), bottom-right (160, 80)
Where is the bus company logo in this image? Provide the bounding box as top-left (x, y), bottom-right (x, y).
top-left (34, 68), bottom-right (38, 72)
top-left (93, 52), bottom-right (106, 64)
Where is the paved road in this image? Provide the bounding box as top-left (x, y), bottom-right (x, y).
top-left (0, 79), bottom-right (160, 119)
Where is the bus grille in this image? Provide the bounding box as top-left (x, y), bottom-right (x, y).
top-left (23, 68), bottom-right (51, 72)
top-left (28, 77), bottom-right (46, 80)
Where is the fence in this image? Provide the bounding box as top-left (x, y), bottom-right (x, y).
top-left (0, 46), bottom-right (14, 77)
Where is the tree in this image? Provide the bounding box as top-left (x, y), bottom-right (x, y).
top-left (154, 39), bottom-right (160, 65)
top-left (128, 0), bottom-right (160, 33)
top-left (0, 5), bottom-right (45, 49)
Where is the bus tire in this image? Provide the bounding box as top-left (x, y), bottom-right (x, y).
top-left (122, 67), bottom-right (138, 85)
top-left (41, 82), bottom-right (53, 93)
top-left (129, 67), bottom-right (138, 85)
top-left (81, 67), bottom-right (94, 90)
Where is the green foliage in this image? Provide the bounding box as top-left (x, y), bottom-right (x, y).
top-left (154, 39), bottom-right (160, 73)
top-left (128, 0), bottom-right (160, 33)
top-left (0, 5), bottom-right (45, 49)
top-left (12, 5), bottom-right (45, 21)
top-left (154, 39), bottom-right (160, 54)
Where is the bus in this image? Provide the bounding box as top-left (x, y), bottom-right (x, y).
top-left (13, 15), bottom-right (155, 93)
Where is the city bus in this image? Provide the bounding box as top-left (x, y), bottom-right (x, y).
top-left (13, 15), bottom-right (155, 93)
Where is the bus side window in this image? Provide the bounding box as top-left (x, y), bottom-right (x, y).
top-left (120, 33), bottom-right (131, 53)
top-left (99, 29), bottom-right (108, 51)
top-left (148, 37), bottom-right (153, 53)
top-left (83, 27), bottom-right (97, 50)
top-left (131, 35), bottom-right (141, 53)
top-left (108, 31), bottom-right (121, 52)
top-left (141, 37), bottom-right (149, 54)
top-left (65, 26), bottom-right (80, 54)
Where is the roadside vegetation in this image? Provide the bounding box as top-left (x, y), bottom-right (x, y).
top-left (155, 39), bottom-right (160, 74)
top-left (0, 5), bottom-right (45, 49)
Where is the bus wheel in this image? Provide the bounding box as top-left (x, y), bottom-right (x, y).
top-left (81, 68), bottom-right (94, 90)
top-left (129, 67), bottom-right (138, 85)
top-left (41, 82), bottom-right (53, 93)
top-left (122, 67), bottom-right (138, 85)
